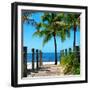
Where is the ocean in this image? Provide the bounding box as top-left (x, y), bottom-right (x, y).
top-left (27, 53), bottom-right (60, 62)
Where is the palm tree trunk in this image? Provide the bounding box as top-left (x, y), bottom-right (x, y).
top-left (73, 29), bottom-right (76, 48)
top-left (73, 23), bottom-right (76, 49)
top-left (53, 35), bottom-right (57, 65)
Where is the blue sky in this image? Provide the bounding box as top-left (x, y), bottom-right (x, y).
top-left (23, 12), bottom-right (80, 53)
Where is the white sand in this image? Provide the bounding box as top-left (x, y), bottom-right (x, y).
top-left (27, 62), bottom-right (60, 69)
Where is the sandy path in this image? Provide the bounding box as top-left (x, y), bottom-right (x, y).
top-left (27, 64), bottom-right (64, 77)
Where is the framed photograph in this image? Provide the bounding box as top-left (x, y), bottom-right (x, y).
top-left (11, 2), bottom-right (88, 87)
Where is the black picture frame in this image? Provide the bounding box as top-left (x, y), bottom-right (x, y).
top-left (11, 2), bottom-right (88, 87)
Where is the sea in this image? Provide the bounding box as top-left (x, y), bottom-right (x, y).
top-left (27, 53), bottom-right (60, 62)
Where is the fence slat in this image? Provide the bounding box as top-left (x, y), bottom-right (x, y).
top-left (23, 47), bottom-right (27, 77)
top-left (65, 49), bottom-right (67, 56)
top-left (69, 48), bottom-right (72, 54)
top-left (36, 49), bottom-right (39, 70)
top-left (74, 46), bottom-right (80, 63)
top-left (40, 50), bottom-right (42, 66)
top-left (32, 48), bottom-right (35, 71)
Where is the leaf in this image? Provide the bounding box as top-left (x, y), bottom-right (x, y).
top-left (43, 34), bottom-right (52, 46)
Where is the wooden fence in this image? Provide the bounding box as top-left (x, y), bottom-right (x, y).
top-left (23, 47), bottom-right (27, 77)
top-left (60, 46), bottom-right (80, 62)
top-left (22, 46), bottom-right (80, 77)
top-left (22, 47), bottom-right (43, 77)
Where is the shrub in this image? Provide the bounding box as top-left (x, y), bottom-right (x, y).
top-left (60, 52), bottom-right (80, 75)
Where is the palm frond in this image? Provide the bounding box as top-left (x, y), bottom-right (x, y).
top-left (41, 12), bottom-right (51, 23)
top-left (33, 30), bottom-right (41, 37)
top-left (36, 23), bottom-right (42, 30)
top-left (43, 34), bottom-right (52, 46)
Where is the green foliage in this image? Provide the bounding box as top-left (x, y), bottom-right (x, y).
top-left (33, 12), bottom-right (71, 46)
top-left (65, 13), bottom-right (80, 26)
top-left (33, 12), bottom-right (71, 64)
top-left (60, 52), bottom-right (80, 75)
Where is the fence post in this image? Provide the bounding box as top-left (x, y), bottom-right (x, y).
top-left (36, 49), bottom-right (39, 70)
top-left (62, 50), bottom-right (64, 56)
top-left (23, 47), bottom-right (27, 77)
top-left (60, 50), bottom-right (62, 62)
top-left (32, 48), bottom-right (35, 71)
top-left (60, 50), bottom-right (64, 57)
top-left (74, 46), bottom-right (80, 63)
top-left (74, 46), bottom-right (80, 52)
top-left (69, 48), bottom-right (72, 54)
top-left (65, 49), bottom-right (67, 56)
top-left (40, 50), bottom-right (42, 66)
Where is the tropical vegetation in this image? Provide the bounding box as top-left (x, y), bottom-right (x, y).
top-left (22, 11), bottom-right (80, 75)
top-left (64, 13), bottom-right (80, 48)
top-left (60, 51), bottom-right (80, 75)
top-left (33, 12), bottom-right (70, 65)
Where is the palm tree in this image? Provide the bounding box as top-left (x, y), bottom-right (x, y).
top-left (33, 12), bottom-right (70, 65)
top-left (65, 13), bottom-right (80, 48)
top-left (22, 11), bottom-right (37, 25)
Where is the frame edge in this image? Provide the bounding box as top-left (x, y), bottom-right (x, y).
top-left (11, 2), bottom-right (88, 87)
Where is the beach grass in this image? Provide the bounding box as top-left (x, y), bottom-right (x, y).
top-left (60, 52), bottom-right (80, 75)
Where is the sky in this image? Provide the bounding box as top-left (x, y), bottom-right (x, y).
top-left (23, 12), bottom-right (80, 53)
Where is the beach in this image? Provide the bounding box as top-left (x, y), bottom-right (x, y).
top-left (27, 62), bottom-right (60, 69)
top-left (27, 62), bottom-right (64, 77)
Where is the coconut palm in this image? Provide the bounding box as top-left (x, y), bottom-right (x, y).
top-left (65, 13), bottom-right (80, 48)
top-left (33, 12), bottom-right (70, 65)
top-left (22, 11), bottom-right (37, 26)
